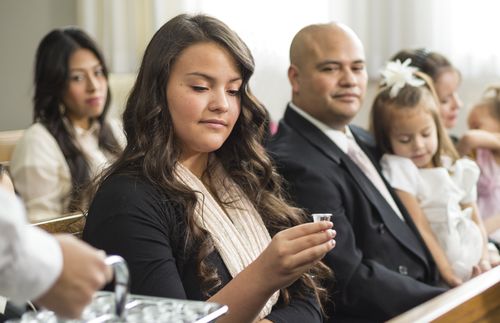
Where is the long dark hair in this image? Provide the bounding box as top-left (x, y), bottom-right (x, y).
top-left (97, 14), bottom-right (330, 306)
top-left (33, 26), bottom-right (121, 211)
top-left (391, 48), bottom-right (457, 83)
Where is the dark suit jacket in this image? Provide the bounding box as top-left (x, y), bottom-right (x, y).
top-left (267, 106), bottom-right (447, 322)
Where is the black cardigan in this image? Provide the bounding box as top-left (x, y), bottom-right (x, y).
top-left (83, 174), bottom-right (322, 323)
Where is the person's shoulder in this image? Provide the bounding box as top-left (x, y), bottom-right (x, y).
top-left (267, 121), bottom-right (308, 156)
top-left (381, 154), bottom-right (421, 194)
top-left (98, 173), bottom-right (179, 208)
top-left (98, 173), bottom-right (158, 199)
top-left (25, 123), bottom-right (49, 133)
top-left (268, 120), bottom-right (300, 142)
top-left (381, 154), bottom-right (416, 169)
top-left (454, 156), bottom-right (479, 169)
top-left (19, 123), bottom-right (56, 144)
top-left (11, 123), bottom-right (62, 166)
top-left (451, 157), bottom-right (480, 180)
top-left (267, 143), bottom-right (293, 164)
top-left (350, 124), bottom-right (376, 146)
top-left (91, 172), bottom-right (180, 223)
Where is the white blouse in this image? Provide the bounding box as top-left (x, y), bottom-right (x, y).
top-left (10, 119), bottom-right (125, 222)
top-left (381, 154), bottom-right (483, 281)
top-left (0, 188), bottom-right (62, 303)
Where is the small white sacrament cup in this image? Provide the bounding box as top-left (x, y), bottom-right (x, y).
top-left (311, 213), bottom-right (332, 223)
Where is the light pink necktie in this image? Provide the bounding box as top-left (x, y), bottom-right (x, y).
top-left (347, 137), bottom-right (404, 221)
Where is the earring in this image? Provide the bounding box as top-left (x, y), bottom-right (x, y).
top-left (59, 103), bottom-right (66, 115)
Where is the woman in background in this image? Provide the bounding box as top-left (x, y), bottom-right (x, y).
top-left (83, 14), bottom-right (334, 323)
top-left (391, 49), bottom-right (463, 143)
top-left (11, 27), bottom-right (124, 222)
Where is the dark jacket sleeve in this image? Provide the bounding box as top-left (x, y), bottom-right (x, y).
top-left (83, 174), bottom-right (323, 321)
top-left (83, 175), bottom-right (187, 299)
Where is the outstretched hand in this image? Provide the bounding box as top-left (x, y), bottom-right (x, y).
top-left (35, 234), bottom-right (113, 318)
top-left (457, 129), bottom-right (500, 156)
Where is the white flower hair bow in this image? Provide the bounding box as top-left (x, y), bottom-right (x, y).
top-left (380, 58), bottom-right (425, 98)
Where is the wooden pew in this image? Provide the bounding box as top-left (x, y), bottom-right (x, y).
top-left (32, 212), bottom-right (86, 238)
top-left (388, 266), bottom-right (500, 322)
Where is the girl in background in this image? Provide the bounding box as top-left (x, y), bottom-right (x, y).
top-left (11, 27), bottom-right (124, 222)
top-left (371, 60), bottom-right (491, 286)
top-left (458, 87), bottom-right (500, 245)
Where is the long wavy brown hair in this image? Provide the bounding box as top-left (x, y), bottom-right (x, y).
top-left (94, 14), bottom-right (331, 307)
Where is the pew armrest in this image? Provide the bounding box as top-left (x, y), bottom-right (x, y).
top-left (0, 130), bottom-right (24, 163)
top-left (32, 212), bottom-right (86, 237)
top-left (388, 266), bottom-right (500, 322)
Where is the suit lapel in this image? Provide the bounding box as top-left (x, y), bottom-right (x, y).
top-left (283, 107), bottom-right (341, 164)
top-left (349, 128), bottom-right (428, 262)
top-left (284, 107), bottom-right (429, 264)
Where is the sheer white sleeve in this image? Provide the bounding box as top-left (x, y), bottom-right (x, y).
top-left (0, 189), bottom-right (63, 302)
top-left (381, 154), bottom-right (421, 196)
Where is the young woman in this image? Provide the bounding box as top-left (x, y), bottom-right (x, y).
top-left (10, 27), bottom-right (123, 222)
top-left (371, 60), bottom-right (491, 286)
top-left (83, 14), bottom-right (335, 323)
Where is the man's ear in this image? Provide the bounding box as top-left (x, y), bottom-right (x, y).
top-left (288, 65), bottom-right (300, 94)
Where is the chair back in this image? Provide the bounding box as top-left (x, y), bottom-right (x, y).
top-left (0, 130), bottom-right (24, 163)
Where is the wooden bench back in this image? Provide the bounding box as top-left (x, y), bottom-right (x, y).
top-left (388, 266), bottom-right (500, 322)
top-left (0, 129), bottom-right (24, 163)
top-left (33, 212), bottom-right (86, 238)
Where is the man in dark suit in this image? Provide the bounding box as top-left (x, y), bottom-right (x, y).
top-left (267, 22), bottom-right (447, 322)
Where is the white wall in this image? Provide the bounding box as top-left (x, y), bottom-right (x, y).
top-left (0, 0), bottom-right (489, 138)
top-left (0, 0), bottom-right (76, 131)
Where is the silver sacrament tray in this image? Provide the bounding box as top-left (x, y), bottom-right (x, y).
top-left (7, 256), bottom-right (228, 323)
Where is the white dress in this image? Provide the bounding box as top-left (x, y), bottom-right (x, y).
top-left (381, 154), bottom-right (483, 281)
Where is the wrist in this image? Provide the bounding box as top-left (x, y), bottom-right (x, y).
top-left (479, 258), bottom-right (491, 265)
top-left (437, 262), bottom-right (455, 276)
top-left (240, 260), bottom-right (278, 299)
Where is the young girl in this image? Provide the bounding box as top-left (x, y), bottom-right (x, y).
top-left (458, 87), bottom-right (500, 244)
top-left (391, 49), bottom-right (462, 143)
top-left (371, 59), bottom-right (491, 286)
top-left (10, 27), bottom-right (124, 222)
top-left (83, 14), bottom-right (334, 323)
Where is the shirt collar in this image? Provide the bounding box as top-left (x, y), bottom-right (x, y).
top-left (75, 120), bottom-right (100, 137)
top-left (62, 117), bottom-right (100, 138)
top-left (288, 102), bottom-right (352, 153)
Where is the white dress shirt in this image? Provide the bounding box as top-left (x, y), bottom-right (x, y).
top-left (289, 102), bottom-right (359, 154)
top-left (0, 188), bottom-right (62, 302)
top-left (10, 119), bottom-right (125, 222)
